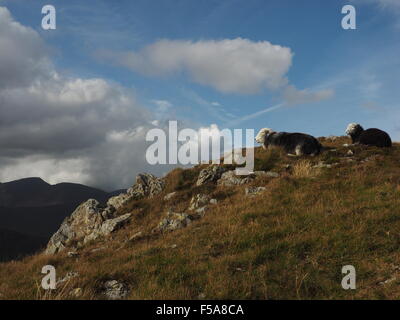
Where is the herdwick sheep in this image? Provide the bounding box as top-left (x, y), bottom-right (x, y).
top-left (255, 128), bottom-right (322, 156)
top-left (345, 123), bottom-right (392, 147)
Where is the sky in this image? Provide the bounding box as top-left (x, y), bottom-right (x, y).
top-left (0, 0), bottom-right (399, 190)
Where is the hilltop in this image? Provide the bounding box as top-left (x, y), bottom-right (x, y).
top-left (1, 136), bottom-right (400, 300)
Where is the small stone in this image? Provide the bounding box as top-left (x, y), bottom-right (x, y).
top-left (67, 251), bottom-right (79, 258)
top-left (56, 272), bottom-right (79, 287)
top-left (347, 150), bottom-right (354, 156)
top-left (171, 244), bottom-right (177, 249)
top-left (209, 199), bottom-right (218, 205)
top-left (378, 277), bottom-right (397, 285)
top-left (164, 192), bottom-right (177, 201)
top-left (70, 288), bottom-right (83, 298)
top-left (103, 280), bottom-right (129, 300)
top-left (198, 293), bottom-right (206, 299)
top-left (195, 206), bottom-right (208, 217)
top-left (245, 187), bottom-right (266, 196)
top-left (265, 171), bottom-right (279, 178)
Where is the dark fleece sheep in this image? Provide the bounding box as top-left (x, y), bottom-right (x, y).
top-left (345, 123), bottom-right (392, 147)
top-left (255, 128), bottom-right (322, 156)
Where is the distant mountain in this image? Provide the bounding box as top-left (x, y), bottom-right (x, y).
top-left (0, 228), bottom-right (47, 262)
top-left (0, 177), bottom-right (111, 207)
top-left (0, 177), bottom-right (125, 261)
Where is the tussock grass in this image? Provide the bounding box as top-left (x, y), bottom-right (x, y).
top-left (1, 137), bottom-right (400, 299)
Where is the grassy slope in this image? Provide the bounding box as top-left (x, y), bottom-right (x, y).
top-left (1, 136), bottom-right (400, 300)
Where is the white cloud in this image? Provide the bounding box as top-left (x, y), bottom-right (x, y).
top-left (100, 38), bottom-right (293, 94)
top-left (283, 85), bottom-right (334, 105)
top-left (0, 7), bottom-right (52, 89)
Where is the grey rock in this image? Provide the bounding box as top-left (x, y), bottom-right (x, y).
top-left (129, 173), bottom-right (165, 200)
top-left (107, 193), bottom-right (131, 210)
top-left (255, 171), bottom-right (279, 178)
top-left (67, 251), bottom-right (79, 258)
top-left (217, 170), bottom-right (253, 186)
top-left (189, 194), bottom-right (211, 210)
top-left (69, 287), bottom-right (83, 298)
top-left (107, 173), bottom-right (165, 209)
top-left (245, 186), bottom-right (266, 196)
top-left (46, 199), bottom-right (131, 254)
top-left (103, 280), bottom-right (129, 300)
top-left (57, 272), bottom-right (79, 287)
top-left (156, 211), bottom-right (194, 232)
top-left (164, 192), bottom-right (177, 201)
top-left (196, 166), bottom-right (227, 186)
top-left (46, 199), bottom-right (107, 254)
top-left (209, 199), bottom-right (218, 205)
top-left (195, 206), bottom-right (208, 217)
top-left (100, 213), bottom-right (132, 235)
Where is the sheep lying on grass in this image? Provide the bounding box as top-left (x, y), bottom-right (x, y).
top-left (255, 128), bottom-right (322, 156)
top-left (345, 123), bottom-right (392, 148)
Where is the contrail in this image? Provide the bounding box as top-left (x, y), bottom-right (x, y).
top-left (226, 103), bottom-right (283, 126)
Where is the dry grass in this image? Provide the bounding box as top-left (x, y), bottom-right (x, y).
top-left (292, 160), bottom-right (317, 178)
top-left (1, 137), bottom-right (400, 300)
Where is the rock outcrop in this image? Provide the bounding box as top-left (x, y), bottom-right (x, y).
top-left (45, 199), bottom-right (131, 254)
top-left (107, 173), bottom-right (165, 210)
top-left (196, 166), bottom-right (227, 186)
top-left (45, 173), bottom-right (164, 254)
top-left (217, 170), bottom-right (253, 186)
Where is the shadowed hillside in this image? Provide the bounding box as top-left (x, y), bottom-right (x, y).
top-left (1, 136), bottom-right (400, 300)
top-left (0, 178), bottom-right (125, 262)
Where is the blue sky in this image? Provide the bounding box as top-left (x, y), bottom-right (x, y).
top-left (0, 0), bottom-right (399, 189)
top-left (3, 0), bottom-right (400, 137)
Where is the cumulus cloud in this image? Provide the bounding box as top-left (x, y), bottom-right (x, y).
top-left (99, 38), bottom-right (293, 94)
top-left (0, 7), bottom-right (52, 89)
top-left (0, 6), bottom-right (171, 190)
top-left (283, 85), bottom-right (334, 105)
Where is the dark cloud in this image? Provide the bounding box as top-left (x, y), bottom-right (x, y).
top-left (0, 6), bottom-right (171, 190)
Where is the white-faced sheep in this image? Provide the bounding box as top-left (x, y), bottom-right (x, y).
top-left (345, 123), bottom-right (392, 147)
top-left (255, 128), bottom-right (322, 156)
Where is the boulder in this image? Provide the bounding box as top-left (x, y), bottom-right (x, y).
top-left (196, 166), bottom-right (227, 186)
